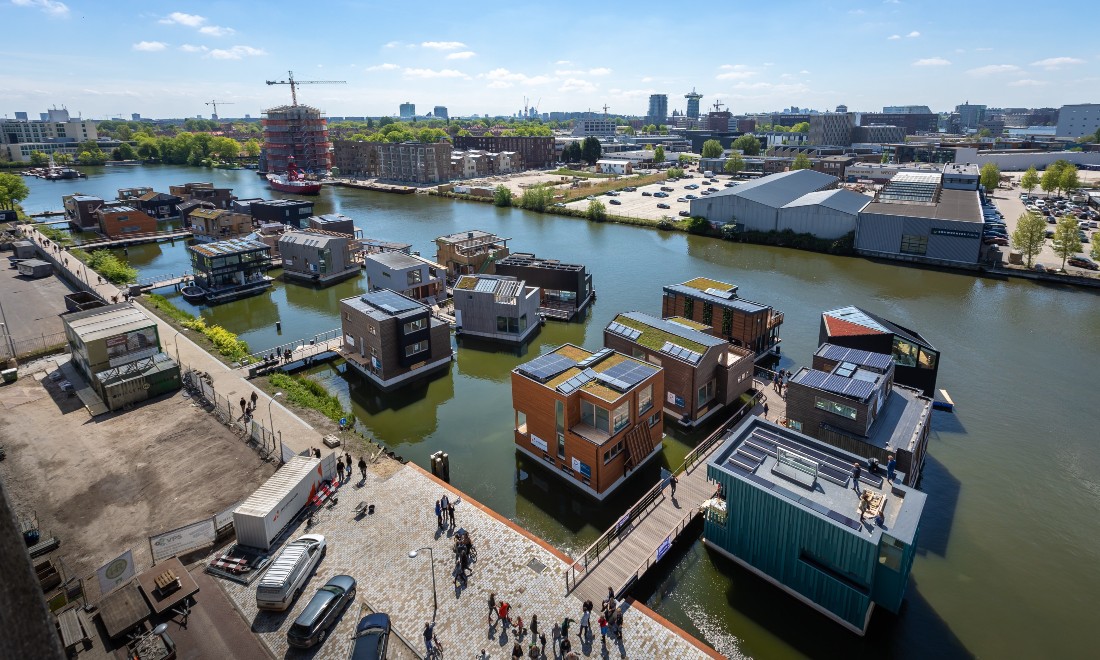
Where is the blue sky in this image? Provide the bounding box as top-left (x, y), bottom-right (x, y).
top-left (1, 0), bottom-right (1096, 120)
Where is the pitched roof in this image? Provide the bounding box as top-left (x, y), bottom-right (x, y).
top-left (781, 188), bottom-right (871, 215)
top-left (822, 314), bottom-right (883, 338)
top-left (702, 169), bottom-right (839, 208)
top-left (823, 305), bottom-right (934, 350)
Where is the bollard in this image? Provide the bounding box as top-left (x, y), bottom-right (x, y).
top-left (275, 321), bottom-right (282, 333)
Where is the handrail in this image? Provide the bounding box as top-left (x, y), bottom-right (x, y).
top-left (242, 327), bottom-right (342, 364)
top-left (616, 507), bottom-right (697, 599)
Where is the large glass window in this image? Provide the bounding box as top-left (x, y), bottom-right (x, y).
top-left (683, 297), bottom-right (694, 318)
top-left (555, 400), bottom-right (565, 452)
top-left (581, 400), bottom-right (610, 434)
top-left (405, 341), bottom-right (427, 357)
top-left (403, 318), bottom-right (426, 333)
top-left (697, 379), bottom-right (716, 407)
top-left (815, 396), bottom-right (857, 420)
top-left (612, 401), bottom-right (630, 433)
top-left (407, 269), bottom-right (423, 285)
top-left (497, 316), bottom-right (520, 333)
top-left (918, 348), bottom-right (937, 370)
top-left (638, 384), bottom-right (653, 415)
top-left (899, 234), bottom-right (928, 255)
top-left (878, 535), bottom-right (904, 571)
top-left (892, 337), bottom-right (919, 367)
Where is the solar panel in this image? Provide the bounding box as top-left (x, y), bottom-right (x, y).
top-left (818, 344), bottom-right (894, 372)
top-left (834, 361), bottom-right (857, 378)
top-left (659, 341), bottom-right (702, 365)
top-left (555, 368), bottom-right (597, 395)
top-left (576, 348), bottom-right (614, 369)
top-left (474, 278), bottom-right (497, 293)
top-left (363, 289), bottom-right (421, 315)
top-left (606, 322), bottom-right (641, 341)
top-left (600, 360), bottom-right (658, 389)
top-left (797, 370), bottom-right (876, 400)
top-left (704, 287), bottom-right (735, 299)
top-left (517, 352), bottom-right (576, 382)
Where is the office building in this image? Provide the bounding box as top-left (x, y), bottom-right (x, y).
top-left (860, 112), bottom-right (937, 135)
top-left (661, 278), bottom-right (783, 357)
top-left (571, 118), bottom-right (617, 137)
top-left (511, 344), bottom-right (665, 499)
top-left (332, 140), bottom-right (453, 183)
top-left (647, 94), bottom-right (668, 125)
top-left (1055, 103), bottom-right (1100, 138)
top-left (820, 306), bottom-right (940, 397)
top-left (955, 103), bottom-right (986, 131)
top-left (433, 106), bottom-right (448, 120)
top-left (809, 113), bottom-right (854, 146)
top-left (685, 89), bottom-right (703, 119)
top-left (399, 102), bottom-right (416, 119)
top-left (453, 274), bottom-right (541, 344)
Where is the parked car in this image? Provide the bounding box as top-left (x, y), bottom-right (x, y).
top-left (256, 534), bottom-right (327, 612)
top-left (609, 199), bottom-right (621, 205)
top-left (724, 182), bottom-right (736, 187)
top-left (1068, 256), bottom-right (1099, 270)
top-left (286, 575), bottom-right (357, 648)
top-left (707, 187), bottom-right (719, 193)
top-left (1045, 230), bottom-right (1055, 238)
top-left (685, 184), bottom-right (699, 190)
top-left (660, 186), bottom-right (674, 192)
top-left (676, 197), bottom-right (688, 202)
top-left (623, 186), bottom-right (637, 192)
top-left (1047, 217), bottom-right (1058, 224)
top-left (605, 191), bottom-right (619, 196)
top-left (349, 613), bottom-right (391, 660)
top-left (641, 191), bottom-right (652, 197)
top-left (1032, 264), bottom-right (1046, 272)
top-left (685, 194), bottom-right (697, 199)
top-left (657, 203), bottom-right (670, 209)
top-left (983, 237), bottom-right (1009, 246)
top-left (678, 210), bottom-right (691, 217)
top-left (654, 192), bottom-right (669, 198)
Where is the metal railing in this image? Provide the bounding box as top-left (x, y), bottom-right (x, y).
top-left (0, 330), bottom-right (68, 361)
top-left (616, 508), bottom-right (697, 600)
top-left (183, 368), bottom-right (279, 462)
top-left (131, 270), bottom-right (194, 288)
top-left (240, 327), bottom-right (342, 365)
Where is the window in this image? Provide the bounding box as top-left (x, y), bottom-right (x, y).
top-left (497, 316), bottom-right (520, 333)
top-left (892, 337), bottom-right (918, 367)
top-left (603, 441), bottom-right (624, 464)
top-left (612, 401), bottom-right (630, 433)
top-left (721, 308), bottom-right (732, 336)
top-left (515, 410), bottom-right (527, 434)
top-left (899, 234), bottom-right (928, 255)
top-left (638, 384), bottom-right (653, 415)
top-left (683, 297), bottom-right (694, 318)
top-left (405, 340), bottom-right (427, 357)
top-left (815, 396), bottom-right (857, 420)
top-left (697, 379), bottom-right (715, 407)
top-left (878, 535), bottom-right (904, 571)
top-left (702, 302), bottom-right (713, 325)
top-left (649, 411), bottom-right (661, 428)
top-left (918, 348), bottom-right (937, 370)
top-left (519, 314), bottom-right (527, 331)
top-left (407, 269), bottom-right (422, 285)
top-left (403, 318), bottom-right (426, 333)
top-left (581, 400), bottom-right (610, 434)
top-left (368, 325), bottom-right (377, 335)
top-left (555, 400), bottom-right (565, 454)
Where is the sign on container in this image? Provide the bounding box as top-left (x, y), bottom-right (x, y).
top-left (106, 327), bottom-right (160, 368)
top-left (150, 518), bottom-right (216, 563)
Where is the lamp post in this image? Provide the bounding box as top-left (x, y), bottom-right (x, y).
top-left (171, 329), bottom-right (182, 366)
top-left (408, 547), bottom-right (437, 622)
top-left (268, 392), bottom-right (283, 448)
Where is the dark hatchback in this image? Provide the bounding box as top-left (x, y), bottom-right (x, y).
top-left (349, 613), bottom-right (392, 660)
top-left (286, 575), bottom-right (357, 649)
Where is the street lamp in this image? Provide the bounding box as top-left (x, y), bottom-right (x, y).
top-left (268, 392), bottom-right (283, 446)
top-left (171, 329), bottom-right (182, 366)
top-left (408, 547), bottom-right (438, 622)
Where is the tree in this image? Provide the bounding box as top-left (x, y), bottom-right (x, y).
top-left (977, 128), bottom-right (992, 138)
top-left (562, 142), bottom-right (583, 162)
top-left (29, 151), bottom-right (48, 166)
top-left (724, 153), bottom-right (745, 174)
top-left (586, 199), bottom-right (606, 222)
top-left (1040, 166), bottom-right (1061, 195)
top-left (791, 153), bottom-right (812, 170)
top-left (643, 144), bottom-right (654, 151)
top-left (1011, 212), bottom-right (1047, 268)
top-left (1091, 238), bottom-right (1100, 263)
top-left (1020, 166), bottom-right (1040, 195)
top-left (666, 167), bottom-right (685, 179)
top-left (678, 153), bottom-right (691, 164)
top-left (979, 162), bottom-right (1001, 191)
top-left (0, 172), bottom-right (31, 209)
top-left (701, 139), bottom-right (724, 159)
top-left (518, 184), bottom-right (555, 212)
top-left (881, 152), bottom-right (890, 165)
top-left (731, 134), bottom-right (760, 156)
top-left (1059, 165), bottom-right (1080, 196)
top-left (684, 216), bottom-right (710, 234)
top-left (53, 152), bottom-right (73, 165)
top-left (790, 122), bottom-right (810, 133)
top-left (493, 184), bottom-right (513, 207)
top-left (653, 145), bottom-right (665, 163)
top-left (243, 138), bottom-right (261, 158)
top-left (1051, 215), bottom-right (1083, 270)
top-left (117, 142), bottom-right (138, 160)
top-left (580, 137), bottom-right (601, 165)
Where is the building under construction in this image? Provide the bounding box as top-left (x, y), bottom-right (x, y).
top-left (261, 104), bottom-right (332, 174)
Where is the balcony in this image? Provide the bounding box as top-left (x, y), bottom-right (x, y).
top-left (768, 311), bottom-right (784, 329)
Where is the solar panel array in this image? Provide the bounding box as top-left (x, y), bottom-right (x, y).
top-left (365, 289), bottom-right (422, 315)
top-left (576, 348), bottom-right (613, 369)
top-left (796, 369), bottom-right (875, 400)
top-left (879, 172), bottom-right (941, 204)
top-left (606, 322), bottom-right (642, 341)
top-left (474, 278), bottom-right (498, 293)
top-left (833, 361), bottom-right (857, 378)
top-left (818, 344), bottom-right (894, 372)
top-left (494, 280), bottom-right (523, 299)
top-left (596, 360), bottom-right (658, 392)
top-left (516, 352), bottom-right (576, 383)
top-left (556, 368), bottom-right (597, 395)
top-left (660, 341), bottom-right (702, 365)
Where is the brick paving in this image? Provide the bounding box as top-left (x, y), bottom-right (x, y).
top-left (217, 464), bottom-right (715, 659)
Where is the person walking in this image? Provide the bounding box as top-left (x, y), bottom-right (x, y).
top-left (598, 614), bottom-right (608, 645)
top-left (579, 608), bottom-right (591, 642)
top-left (614, 609), bottom-right (624, 642)
top-left (436, 500), bottom-right (444, 529)
top-left (538, 632), bottom-right (547, 658)
top-left (560, 617), bottom-right (575, 645)
top-left (529, 614), bottom-right (539, 640)
top-left (423, 623), bottom-right (434, 657)
top-left (345, 451), bottom-right (353, 471)
top-left (512, 642), bottom-right (523, 659)
top-left (551, 622), bottom-right (561, 651)
top-left (250, 391), bottom-right (258, 412)
top-left (498, 601), bottom-right (511, 630)
top-left (488, 592), bottom-right (497, 624)
top-left (358, 455), bottom-right (367, 480)
top-left (851, 462), bottom-right (862, 493)
top-left (336, 458), bottom-right (345, 483)
top-left (886, 454), bottom-right (897, 483)
top-left (239, 397), bottom-right (247, 416)
top-left (669, 474), bottom-right (678, 497)
top-left (763, 401), bottom-right (769, 420)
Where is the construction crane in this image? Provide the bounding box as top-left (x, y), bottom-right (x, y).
top-left (265, 70), bottom-right (346, 107)
top-left (712, 100), bottom-right (725, 113)
top-left (205, 100), bottom-right (235, 119)
top-left (602, 104), bottom-right (610, 117)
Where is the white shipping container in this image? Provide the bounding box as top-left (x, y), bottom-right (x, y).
top-left (233, 456), bottom-right (323, 550)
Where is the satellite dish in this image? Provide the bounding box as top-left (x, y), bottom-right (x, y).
top-left (152, 623), bottom-right (169, 636)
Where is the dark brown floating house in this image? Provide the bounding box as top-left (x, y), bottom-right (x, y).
top-left (661, 277), bottom-right (783, 358)
top-left (494, 253), bottom-right (593, 321)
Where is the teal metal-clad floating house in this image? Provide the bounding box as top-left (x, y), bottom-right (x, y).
top-left (704, 418), bottom-right (926, 635)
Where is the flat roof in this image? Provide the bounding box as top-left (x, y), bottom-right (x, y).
top-left (943, 163), bottom-right (979, 175)
top-left (815, 343), bottom-right (895, 372)
top-left (862, 188), bottom-right (982, 224)
top-left (608, 312), bottom-right (728, 366)
top-left (366, 251), bottom-right (441, 270)
top-left (454, 274), bottom-right (528, 298)
top-left (497, 253), bottom-right (586, 272)
top-left (189, 238), bottom-right (270, 257)
top-left (342, 289), bottom-right (428, 320)
top-left (663, 283), bottom-right (772, 314)
top-left (710, 418), bottom-right (926, 545)
top-left (514, 343), bottom-right (659, 403)
top-left (436, 229), bottom-right (507, 244)
top-left (64, 304), bottom-right (157, 343)
top-left (860, 385), bottom-right (932, 453)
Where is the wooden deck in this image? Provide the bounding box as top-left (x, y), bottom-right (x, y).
top-left (76, 229), bottom-right (193, 250)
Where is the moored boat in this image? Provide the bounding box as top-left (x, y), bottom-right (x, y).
top-left (266, 159), bottom-right (322, 195)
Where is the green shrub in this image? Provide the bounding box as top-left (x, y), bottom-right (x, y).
top-left (145, 293), bottom-right (196, 323)
top-left (684, 216), bottom-right (711, 235)
top-left (656, 220), bottom-right (674, 231)
top-left (269, 373), bottom-right (354, 426)
top-left (493, 185), bottom-right (513, 207)
top-left (180, 317), bottom-right (249, 361)
top-left (72, 248), bottom-right (137, 284)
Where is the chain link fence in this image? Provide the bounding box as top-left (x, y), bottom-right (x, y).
top-left (182, 367), bottom-right (280, 463)
top-left (0, 330), bottom-right (68, 361)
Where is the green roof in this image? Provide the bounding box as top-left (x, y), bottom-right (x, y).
top-left (613, 314), bottom-right (707, 354)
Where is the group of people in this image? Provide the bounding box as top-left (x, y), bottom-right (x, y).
top-left (482, 588), bottom-right (626, 660)
top-left (238, 391), bottom-right (259, 421)
top-left (435, 493), bottom-right (457, 529)
top-left (335, 451), bottom-right (368, 484)
top-left (771, 369), bottom-right (793, 396)
top-left (453, 529), bottom-right (474, 588)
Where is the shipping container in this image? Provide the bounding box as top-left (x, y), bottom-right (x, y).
top-left (233, 456), bottom-right (323, 550)
top-left (16, 259), bottom-right (52, 279)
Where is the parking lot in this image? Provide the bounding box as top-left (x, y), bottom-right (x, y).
top-left (988, 181), bottom-right (1098, 274)
top-left (561, 170), bottom-right (744, 221)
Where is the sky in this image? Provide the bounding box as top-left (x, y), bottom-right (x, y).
top-left (1, 0), bottom-right (1097, 120)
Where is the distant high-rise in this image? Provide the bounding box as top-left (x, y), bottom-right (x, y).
top-left (647, 94), bottom-right (668, 125)
top-left (1056, 104), bottom-right (1100, 138)
top-left (262, 104), bottom-right (331, 174)
top-left (955, 103), bottom-right (986, 131)
top-left (14, 112), bottom-right (28, 120)
top-left (131, 113), bottom-right (141, 121)
top-left (433, 106), bottom-right (448, 120)
top-left (883, 105), bottom-right (933, 114)
top-left (685, 88), bottom-right (703, 119)
top-left (835, 104), bottom-right (848, 113)
top-left (399, 102), bottom-right (416, 119)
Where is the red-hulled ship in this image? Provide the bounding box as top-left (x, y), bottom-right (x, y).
top-left (266, 159), bottom-right (322, 195)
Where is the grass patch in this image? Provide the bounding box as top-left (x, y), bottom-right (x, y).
top-left (269, 373), bottom-right (354, 427)
top-left (38, 225), bottom-right (73, 247)
top-left (557, 172), bottom-right (668, 202)
top-left (144, 293), bottom-right (249, 361)
top-left (614, 314), bottom-right (708, 354)
top-left (551, 168), bottom-right (614, 179)
top-left (71, 248), bottom-right (137, 284)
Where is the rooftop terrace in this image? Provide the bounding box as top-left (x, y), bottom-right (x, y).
top-left (515, 344), bottom-right (659, 403)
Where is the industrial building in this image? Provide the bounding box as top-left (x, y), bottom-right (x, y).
top-left (704, 418), bottom-right (927, 635)
top-left (854, 172), bottom-right (983, 267)
top-left (689, 169), bottom-right (839, 231)
top-left (511, 344), bottom-right (665, 499)
top-left (452, 274), bottom-right (541, 344)
top-left (62, 303), bottom-right (181, 412)
top-left (1055, 103), bottom-right (1100, 138)
top-left (820, 306), bottom-right (940, 398)
top-left (262, 104), bottom-right (332, 174)
top-left (777, 189), bottom-right (870, 239)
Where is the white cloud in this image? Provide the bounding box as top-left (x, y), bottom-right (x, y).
top-left (967, 64), bottom-right (1020, 76)
top-left (208, 45), bottom-right (267, 60)
top-left (559, 78), bottom-right (597, 93)
top-left (913, 57), bottom-right (951, 66)
top-left (799, 69), bottom-right (810, 74)
top-left (716, 70), bottom-right (756, 80)
top-left (383, 41), bottom-right (401, 48)
top-left (849, 9), bottom-right (866, 15)
top-left (403, 67), bottom-right (469, 79)
top-left (487, 80), bottom-right (512, 89)
top-left (446, 51), bottom-right (476, 60)
top-left (884, 0), bottom-right (901, 4)
top-left (640, 76), bottom-right (654, 82)
top-left (1009, 79), bottom-right (1047, 87)
top-left (907, 31), bottom-right (920, 37)
top-left (719, 64), bottom-right (751, 70)
top-left (588, 67), bottom-right (612, 76)
top-left (159, 11), bottom-right (206, 27)
top-left (555, 60), bottom-right (571, 65)
top-left (888, 34), bottom-right (901, 40)
top-left (12, 0), bottom-right (69, 16)
top-left (975, 47), bottom-right (993, 51)
top-left (366, 63), bottom-right (400, 72)
top-left (481, 68), bottom-right (553, 88)
top-left (1032, 56), bottom-right (1084, 69)
top-left (420, 41), bottom-right (465, 50)
top-left (133, 41), bottom-right (168, 52)
top-left (179, 44), bottom-right (208, 53)
top-left (199, 25), bottom-right (235, 37)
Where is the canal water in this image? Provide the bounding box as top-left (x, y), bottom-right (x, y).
top-left (20, 166), bottom-right (1100, 658)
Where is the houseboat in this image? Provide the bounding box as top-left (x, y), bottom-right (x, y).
top-left (187, 238), bottom-right (274, 304)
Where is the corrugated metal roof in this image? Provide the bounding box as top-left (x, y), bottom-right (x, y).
top-left (65, 305), bottom-right (158, 343)
top-left (235, 456), bottom-right (320, 517)
top-left (279, 231), bottom-right (343, 247)
top-left (189, 238), bottom-right (269, 257)
top-left (703, 169), bottom-right (839, 208)
top-left (781, 189), bottom-right (871, 215)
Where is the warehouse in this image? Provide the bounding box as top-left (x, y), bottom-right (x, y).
top-left (690, 169), bottom-right (839, 231)
top-left (777, 189), bottom-right (870, 239)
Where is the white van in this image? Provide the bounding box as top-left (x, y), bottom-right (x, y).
top-left (256, 534), bottom-right (327, 611)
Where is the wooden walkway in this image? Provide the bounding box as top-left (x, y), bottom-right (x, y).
top-left (566, 393), bottom-right (765, 605)
top-left (75, 229), bottom-right (192, 250)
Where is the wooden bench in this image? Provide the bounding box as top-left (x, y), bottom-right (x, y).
top-left (57, 607), bottom-right (89, 651)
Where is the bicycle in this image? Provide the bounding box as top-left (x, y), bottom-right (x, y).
top-left (427, 633), bottom-right (444, 659)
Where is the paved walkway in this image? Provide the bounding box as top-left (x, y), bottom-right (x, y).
top-left (219, 464), bottom-right (718, 659)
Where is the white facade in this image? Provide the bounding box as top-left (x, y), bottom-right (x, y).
top-left (952, 147), bottom-right (1100, 171)
top-left (0, 118), bottom-right (97, 144)
top-left (1055, 104), bottom-right (1100, 138)
top-left (596, 159), bottom-right (632, 175)
top-left (571, 118), bottom-right (617, 137)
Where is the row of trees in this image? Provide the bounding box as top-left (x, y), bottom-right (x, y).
top-left (1011, 211), bottom-right (1100, 270)
top-left (561, 137), bottom-right (602, 165)
top-left (1018, 161), bottom-right (1080, 197)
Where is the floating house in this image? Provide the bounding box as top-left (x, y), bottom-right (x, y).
top-left (820, 306), bottom-right (939, 396)
top-left (188, 208), bottom-right (253, 243)
top-left (705, 418), bottom-right (926, 635)
top-left (434, 230), bottom-right (511, 278)
top-left (784, 343), bottom-right (932, 486)
top-left (452, 274), bottom-right (540, 344)
top-left (169, 182), bottom-right (233, 209)
top-left (495, 253), bottom-right (593, 321)
top-left (249, 199), bottom-right (315, 228)
top-left (661, 277), bottom-right (783, 357)
top-left (186, 238), bottom-right (273, 304)
top-left (603, 312), bottom-right (754, 427)
top-left (511, 344), bottom-right (664, 499)
top-left (339, 290), bottom-right (453, 391)
top-left (134, 191), bottom-right (184, 219)
top-left (95, 204), bottom-right (157, 238)
top-left (363, 251), bottom-right (446, 303)
top-left (278, 230), bottom-right (362, 285)
top-left (62, 193), bottom-right (103, 230)
top-left (307, 213), bottom-right (360, 238)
